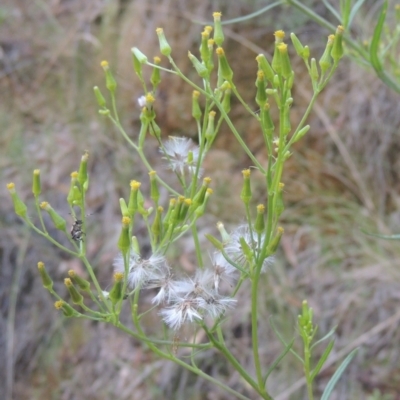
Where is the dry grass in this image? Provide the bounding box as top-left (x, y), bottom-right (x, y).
top-left (1, 0), bottom-right (400, 399)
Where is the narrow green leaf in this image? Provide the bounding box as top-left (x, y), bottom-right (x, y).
top-left (215, 2), bottom-right (281, 25)
top-left (310, 340), bottom-right (335, 381)
top-left (270, 316), bottom-right (303, 363)
top-left (348, 0), bottom-right (367, 28)
top-left (321, 348), bottom-right (358, 400)
top-left (369, 0), bottom-right (387, 74)
top-left (311, 326), bottom-right (337, 350)
top-left (361, 229), bottom-right (400, 240)
top-left (264, 338), bottom-right (294, 384)
top-left (340, 0), bottom-right (352, 28)
top-left (322, 0), bottom-right (341, 22)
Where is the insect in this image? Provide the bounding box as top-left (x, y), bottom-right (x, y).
top-left (70, 218), bottom-right (85, 242)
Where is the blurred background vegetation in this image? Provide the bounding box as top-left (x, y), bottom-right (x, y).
top-left (1, 0), bottom-right (400, 399)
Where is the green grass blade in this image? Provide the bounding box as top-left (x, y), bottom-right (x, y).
top-left (320, 348), bottom-right (358, 400)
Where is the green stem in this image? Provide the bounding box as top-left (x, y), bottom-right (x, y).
top-left (107, 114), bottom-right (180, 196)
top-left (129, 309), bottom-right (251, 400)
top-left (79, 255), bottom-right (112, 313)
top-left (191, 224), bottom-right (203, 268)
top-left (168, 59), bottom-right (265, 172)
top-left (202, 324), bottom-right (272, 399)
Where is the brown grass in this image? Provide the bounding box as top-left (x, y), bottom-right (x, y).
top-left (2, 1), bottom-right (400, 399)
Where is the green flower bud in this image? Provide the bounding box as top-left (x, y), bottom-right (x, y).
top-left (118, 216), bottom-right (131, 254)
top-left (77, 152), bottom-right (89, 188)
top-left (261, 103), bottom-right (274, 136)
top-left (310, 58), bottom-right (319, 82)
top-left (54, 300), bottom-right (76, 317)
top-left (7, 183), bottom-right (27, 218)
top-left (216, 47), bottom-right (233, 81)
top-left (254, 204), bottom-right (265, 234)
top-left (131, 47), bottom-right (148, 66)
top-left (292, 125), bottom-right (310, 143)
top-left (193, 177), bottom-right (212, 208)
top-left (64, 278), bottom-right (84, 306)
top-left (200, 29), bottom-right (211, 63)
top-left (119, 198), bottom-right (129, 217)
top-left (132, 236), bottom-right (140, 255)
top-left (93, 86), bottom-right (106, 108)
top-left (138, 112), bottom-right (149, 148)
top-left (216, 221), bottom-right (230, 243)
top-left (302, 45), bottom-right (310, 60)
top-left (109, 272), bottom-right (124, 305)
top-left (221, 85), bottom-right (232, 114)
top-left (151, 206), bottom-right (163, 239)
top-left (128, 180), bottom-right (141, 215)
top-left (277, 43), bottom-right (292, 79)
top-left (100, 60), bottom-right (117, 93)
top-left (32, 169), bottom-right (41, 197)
top-left (132, 50), bottom-right (144, 80)
top-left (290, 32), bottom-right (305, 57)
top-left (272, 30), bottom-right (285, 74)
top-left (205, 233), bottom-right (224, 250)
top-left (192, 91), bottom-right (202, 121)
top-left (240, 169), bottom-right (252, 205)
top-left (156, 28), bottom-right (171, 57)
top-left (194, 189), bottom-right (212, 218)
top-left (256, 54), bottom-right (275, 84)
top-left (150, 56), bottom-right (161, 90)
top-left (146, 171), bottom-right (159, 205)
top-left (255, 70), bottom-right (267, 108)
top-left (37, 261), bottom-right (53, 290)
top-left (150, 121), bottom-right (161, 139)
top-left (68, 270), bottom-right (90, 291)
top-left (179, 198), bottom-right (192, 221)
top-left (188, 51), bottom-right (209, 78)
top-left (171, 196), bottom-right (184, 224)
top-left (319, 35), bottom-right (334, 74)
top-left (205, 110), bottom-right (216, 141)
top-left (213, 12), bottom-right (224, 46)
top-left (67, 172), bottom-right (79, 206)
top-left (331, 26), bottom-right (344, 62)
top-left (207, 38), bottom-right (215, 72)
top-left (163, 198), bottom-right (176, 229)
top-left (40, 202), bottom-right (67, 231)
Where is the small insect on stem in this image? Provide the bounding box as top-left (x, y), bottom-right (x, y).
top-left (70, 218), bottom-right (85, 242)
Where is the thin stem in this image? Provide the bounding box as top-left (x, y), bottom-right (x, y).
top-left (202, 324), bottom-right (272, 399)
top-left (130, 307), bottom-right (251, 400)
top-left (79, 255), bottom-right (112, 313)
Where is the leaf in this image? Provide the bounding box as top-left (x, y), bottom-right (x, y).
top-left (218, 2), bottom-right (281, 25)
top-left (310, 340), bottom-right (335, 381)
top-left (323, 0), bottom-right (341, 23)
top-left (264, 339), bottom-right (294, 384)
top-left (369, 0), bottom-right (387, 74)
top-left (311, 326), bottom-right (337, 350)
top-left (320, 348), bottom-right (358, 400)
top-left (269, 316), bottom-right (303, 363)
top-left (348, 0), bottom-right (367, 28)
top-left (361, 229), bottom-right (400, 240)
